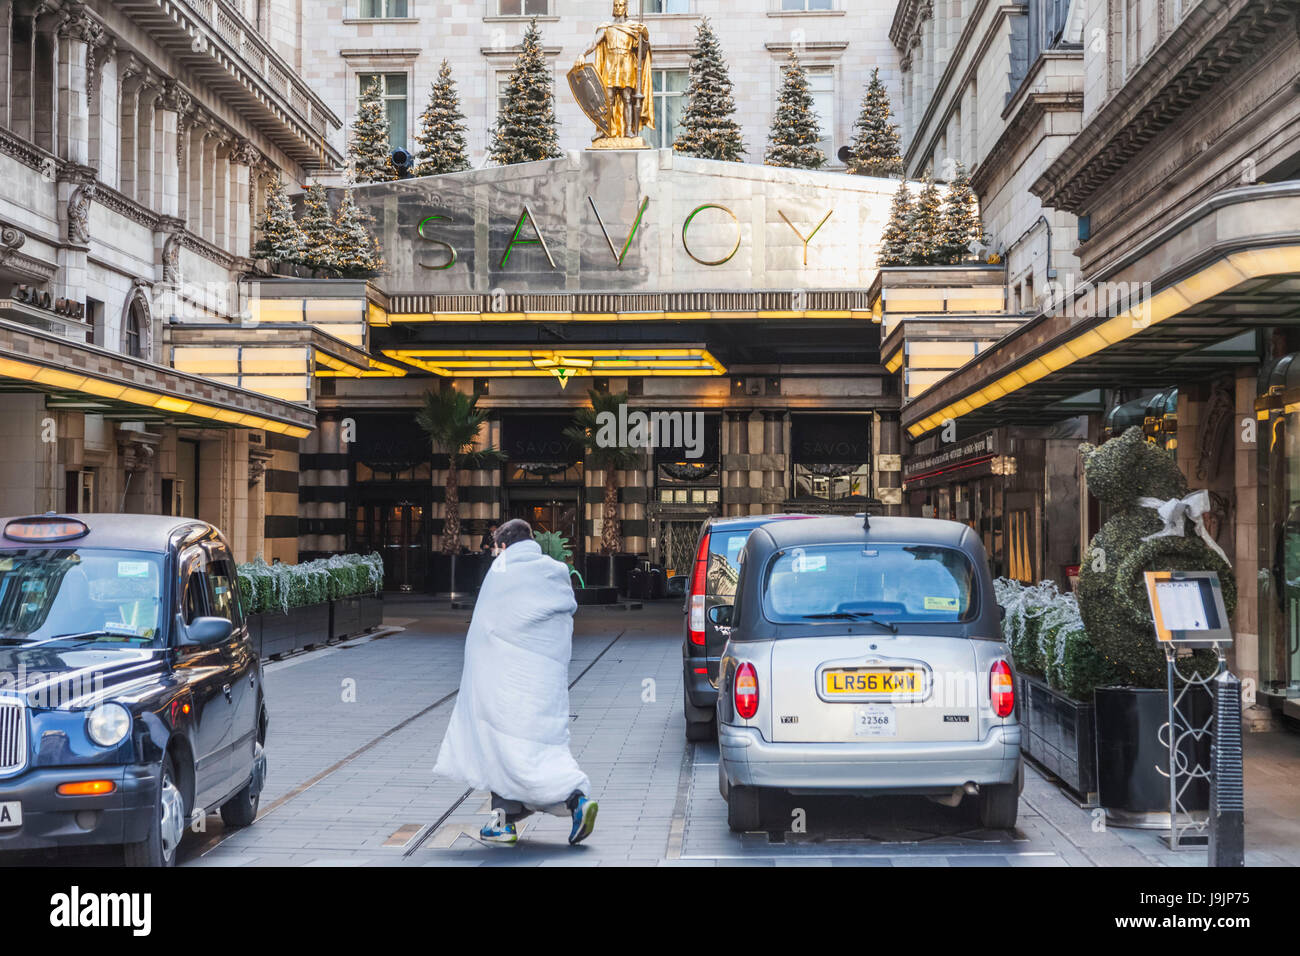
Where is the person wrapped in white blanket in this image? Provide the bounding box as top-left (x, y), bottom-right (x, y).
top-left (433, 519), bottom-right (599, 846)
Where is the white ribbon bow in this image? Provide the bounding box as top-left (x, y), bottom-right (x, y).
top-left (1136, 490), bottom-right (1230, 566)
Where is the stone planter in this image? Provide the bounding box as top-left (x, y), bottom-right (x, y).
top-left (1016, 674), bottom-right (1097, 803)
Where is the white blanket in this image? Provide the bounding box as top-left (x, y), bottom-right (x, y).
top-left (432, 539), bottom-right (589, 807)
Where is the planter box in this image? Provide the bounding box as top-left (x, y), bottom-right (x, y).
top-left (251, 602), bottom-right (330, 660)
top-left (1017, 674), bottom-right (1097, 802)
top-left (574, 586), bottom-right (619, 605)
top-left (1095, 685), bottom-right (1211, 815)
top-left (330, 593), bottom-right (386, 640)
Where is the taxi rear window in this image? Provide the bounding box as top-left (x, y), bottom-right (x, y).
top-left (762, 543), bottom-right (977, 625)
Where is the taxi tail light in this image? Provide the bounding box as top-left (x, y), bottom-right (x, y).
top-left (734, 662), bottom-right (759, 720)
top-left (990, 660), bottom-right (1015, 718)
top-left (57, 780), bottom-right (116, 796)
top-left (688, 531), bottom-right (710, 645)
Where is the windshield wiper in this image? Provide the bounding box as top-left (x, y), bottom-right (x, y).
top-left (0, 636), bottom-right (36, 646)
top-left (800, 612), bottom-right (899, 633)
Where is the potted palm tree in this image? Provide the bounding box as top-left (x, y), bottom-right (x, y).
top-left (565, 389), bottom-right (643, 595)
top-left (415, 387), bottom-right (505, 597)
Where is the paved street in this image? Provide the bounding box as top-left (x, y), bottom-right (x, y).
top-left (163, 599), bottom-right (1298, 868)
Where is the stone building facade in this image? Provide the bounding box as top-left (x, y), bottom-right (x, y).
top-left (0, 0), bottom-right (336, 561)
top-left (892, 0), bottom-right (1300, 711)
top-left (297, 0), bottom-right (901, 172)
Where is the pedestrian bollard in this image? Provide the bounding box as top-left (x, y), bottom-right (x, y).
top-left (1208, 670), bottom-right (1245, 867)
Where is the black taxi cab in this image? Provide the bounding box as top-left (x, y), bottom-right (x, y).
top-left (0, 513), bottom-right (267, 866)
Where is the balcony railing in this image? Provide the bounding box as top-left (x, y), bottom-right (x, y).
top-left (180, 0), bottom-right (335, 138)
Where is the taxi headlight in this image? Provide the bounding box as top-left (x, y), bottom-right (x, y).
top-left (86, 703), bottom-right (132, 747)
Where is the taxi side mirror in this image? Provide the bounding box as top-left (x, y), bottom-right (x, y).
top-left (184, 616), bottom-right (233, 646)
top-left (707, 604), bottom-right (733, 627)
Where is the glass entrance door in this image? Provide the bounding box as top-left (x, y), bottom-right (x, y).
top-left (507, 497), bottom-right (580, 554)
top-left (354, 500), bottom-right (427, 591)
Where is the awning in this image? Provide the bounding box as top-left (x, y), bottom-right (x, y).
top-left (0, 318), bottom-right (315, 437)
top-left (902, 183), bottom-right (1300, 439)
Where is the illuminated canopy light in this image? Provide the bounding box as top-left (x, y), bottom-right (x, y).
top-left (906, 245), bottom-right (1300, 438)
top-left (379, 309), bottom-right (874, 325)
top-left (0, 353), bottom-right (311, 438)
top-left (383, 347), bottom-right (727, 378)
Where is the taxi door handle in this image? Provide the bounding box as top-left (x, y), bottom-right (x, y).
top-left (222, 683), bottom-right (232, 701)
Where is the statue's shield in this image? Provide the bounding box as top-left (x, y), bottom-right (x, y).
top-left (568, 62), bottom-right (612, 138)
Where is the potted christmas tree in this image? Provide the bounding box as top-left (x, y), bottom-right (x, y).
top-left (845, 68), bottom-right (902, 177)
top-left (414, 60), bottom-right (470, 176)
top-left (488, 19), bottom-right (561, 166)
top-left (764, 52), bottom-right (825, 170)
top-left (674, 18), bottom-right (745, 162)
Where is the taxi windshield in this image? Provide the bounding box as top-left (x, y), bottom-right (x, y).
top-left (763, 543), bottom-right (977, 624)
top-left (0, 548), bottom-right (165, 646)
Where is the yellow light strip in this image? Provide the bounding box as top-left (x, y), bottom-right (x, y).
top-left (0, 354), bottom-right (311, 438)
top-left (382, 346), bottom-right (727, 378)
top-left (905, 246), bottom-right (1300, 438)
top-left (381, 310), bottom-right (874, 324)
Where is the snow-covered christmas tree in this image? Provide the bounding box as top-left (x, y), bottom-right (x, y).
top-left (415, 60), bottom-right (470, 176)
top-left (878, 182), bottom-right (913, 266)
top-left (331, 186), bottom-right (384, 277)
top-left (937, 162), bottom-right (984, 264)
top-left (352, 79), bottom-right (395, 184)
top-left (764, 52), bottom-right (825, 170)
top-left (299, 182), bottom-right (336, 272)
top-left (488, 19), bottom-right (561, 166)
top-left (904, 171), bottom-right (944, 265)
top-left (846, 68), bottom-right (902, 177)
top-left (253, 177), bottom-right (306, 265)
top-left (673, 18), bottom-right (745, 163)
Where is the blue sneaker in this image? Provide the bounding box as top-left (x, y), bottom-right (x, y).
top-left (568, 797), bottom-right (598, 846)
top-left (478, 821), bottom-right (518, 846)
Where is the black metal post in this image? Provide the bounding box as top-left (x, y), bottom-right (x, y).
top-left (1208, 669), bottom-right (1246, 867)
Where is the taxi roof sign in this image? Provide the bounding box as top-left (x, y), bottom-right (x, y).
top-left (3, 515), bottom-right (90, 543)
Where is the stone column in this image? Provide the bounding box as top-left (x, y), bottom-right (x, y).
top-left (133, 72), bottom-right (159, 208)
top-left (229, 140), bottom-right (258, 259)
top-left (187, 122), bottom-right (208, 234)
top-left (55, 3), bottom-right (100, 165)
top-left (213, 138), bottom-right (232, 249)
top-left (117, 59), bottom-right (145, 199)
top-left (876, 410), bottom-right (903, 516)
top-left (154, 81), bottom-right (190, 219)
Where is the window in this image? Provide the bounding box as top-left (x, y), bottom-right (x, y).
top-left (84, 297), bottom-right (102, 346)
top-left (806, 67), bottom-right (835, 161)
top-left (781, 0), bottom-right (833, 9)
top-left (762, 544), bottom-right (977, 624)
top-left (496, 71), bottom-right (512, 121)
top-left (646, 69), bottom-right (688, 148)
top-left (645, 0), bottom-right (691, 11)
top-left (498, 0), bottom-right (548, 14)
top-left (358, 0), bottom-right (407, 15)
top-left (124, 304), bottom-right (143, 358)
top-left (357, 72), bottom-right (408, 150)
top-left (207, 559), bottom-right (244, 626)
top-left (0, 548), bottom-right (165, 646)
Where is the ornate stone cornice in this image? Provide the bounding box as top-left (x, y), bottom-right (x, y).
top-left (156, 80), bottom-right (192, 115)
top-left (0, 124), bottom-right (53, 173)
top-left (0, 225), bottom-right (26, 268)
top-left (57, 2), bottom-right (102, 44)
top-left (230, 139), bottom-right (261, 167)
top-left (93, 181), bottom-right (161, 230)
top-left (1033, 0), bottom-right (1300, 214)
top-left (66, 181), bottom-right (97, 244)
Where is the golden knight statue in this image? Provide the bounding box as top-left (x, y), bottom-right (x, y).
top-left (568, 0), bottom-right (653, 148)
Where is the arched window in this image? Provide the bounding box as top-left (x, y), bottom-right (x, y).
top-left (124, 303), bottom-right (144, 358)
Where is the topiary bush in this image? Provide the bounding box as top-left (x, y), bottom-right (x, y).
top-left (1076, 427), bottom-right (1235, 689)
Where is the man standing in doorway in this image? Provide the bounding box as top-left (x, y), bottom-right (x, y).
top-left (433, 518), bottom-right (599, 846)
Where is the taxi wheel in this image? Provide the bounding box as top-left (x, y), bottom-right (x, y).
top-left (727, 785), bottom-right (763, 832)
top-left (125, 756), bottom-right (186, 868)
top-left (978, 782), bottom-right (1019, 830)
top-left (219, 778), bottom-right (260, 828)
